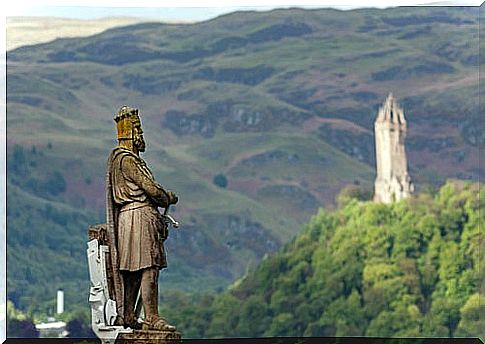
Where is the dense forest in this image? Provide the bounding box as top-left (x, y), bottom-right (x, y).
top-left (159, 181), bottom-right (483, 338)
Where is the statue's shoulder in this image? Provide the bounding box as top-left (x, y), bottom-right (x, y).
top-left (110, 147), bottom-right (139, 163)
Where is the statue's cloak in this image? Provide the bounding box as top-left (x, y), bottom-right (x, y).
top-left (105, 147), bottom-right (129, 323)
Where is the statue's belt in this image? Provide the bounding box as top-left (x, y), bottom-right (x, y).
top-left (119, 201), bottom-right (152, 213)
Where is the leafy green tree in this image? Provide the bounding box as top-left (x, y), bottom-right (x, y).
top-left (336, 184), bottom-right (372, 207)
top-left (319, 290), bottom-right (366, 336)
top-left (6, 300), bottom-right (26, 322)
top-left (45, 170), bottom-right (67, 195)
top-left (7, 319), bottom-right (39, 338)
top-left (455, 293), bottom-right (485, 338)
top-left (206, 293), bottom-right (241, 338)
top-left (366, 295), bottom-right (423, 336)
top-left (65, 307), bottom-right (95, 338)
top-left (213, 173), bottom-right (228, 188)
top-left (234, 295), bottom-right (270, 336)
top-left (265, 312), bottom-right (295, 336)
top-left (10, 144), bottom-right (27, 175)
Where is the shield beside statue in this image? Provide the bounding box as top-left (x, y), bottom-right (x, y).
top-left (87, 224), bottom-right (181, 344)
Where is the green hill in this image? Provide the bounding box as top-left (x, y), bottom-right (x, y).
top-left (160, 181), bottom-right (483, 338)
top-left (6, 6), bottom-right (480, 313)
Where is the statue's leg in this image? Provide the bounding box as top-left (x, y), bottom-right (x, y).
top-left (122, 270), bottom-right (142, 328)
top-left (140, 267), bottom-right (159, 320)
top-left (141, 267), bottom-right (176, 331)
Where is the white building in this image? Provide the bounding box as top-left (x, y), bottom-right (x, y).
top-left (35, 319), bottom-right (68, 338)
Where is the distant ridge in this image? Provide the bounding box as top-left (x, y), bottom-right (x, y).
top-left (7, 16), bottom-right (194, 51)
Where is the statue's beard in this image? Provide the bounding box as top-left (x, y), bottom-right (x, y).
top-left (134, 135), bottom-right (146, 152)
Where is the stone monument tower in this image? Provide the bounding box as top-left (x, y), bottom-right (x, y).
top-left (374, 93), bottom-right (414, 203)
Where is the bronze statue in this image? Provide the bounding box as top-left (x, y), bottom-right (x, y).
top-left (105, 105), bottom-right (178, 332)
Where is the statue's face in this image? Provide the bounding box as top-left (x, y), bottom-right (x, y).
top-left (132, 119), bottom-right (146, 152)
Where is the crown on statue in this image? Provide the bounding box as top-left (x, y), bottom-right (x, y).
top-left (114, 105), bottom-right (141, 140)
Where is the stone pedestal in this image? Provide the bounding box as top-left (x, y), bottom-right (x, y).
top-left (116, 329), bottom-right (182, 344)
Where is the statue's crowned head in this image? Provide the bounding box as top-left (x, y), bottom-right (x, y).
top-left (114, 105), bottom-right (146, 152)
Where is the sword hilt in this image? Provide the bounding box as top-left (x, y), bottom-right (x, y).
top-left (161, 206), bottom-right (180, 229)
top-left (163, 214), bottom-right (179, 228)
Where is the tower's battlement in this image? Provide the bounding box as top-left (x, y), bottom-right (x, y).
top-left (374, 93), bottom-right (414, 203)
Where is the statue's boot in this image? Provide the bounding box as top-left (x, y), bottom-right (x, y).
top-left (143, 315), bottom-right (177, 331)
top-left (140, 267), bottom-right (177, 332)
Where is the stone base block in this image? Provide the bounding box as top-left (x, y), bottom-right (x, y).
top-left (117, 329), bottom-right (182, 344)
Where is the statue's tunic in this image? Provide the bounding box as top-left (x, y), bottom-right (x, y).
top-left (108, 147), bottom-right (170, 271)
